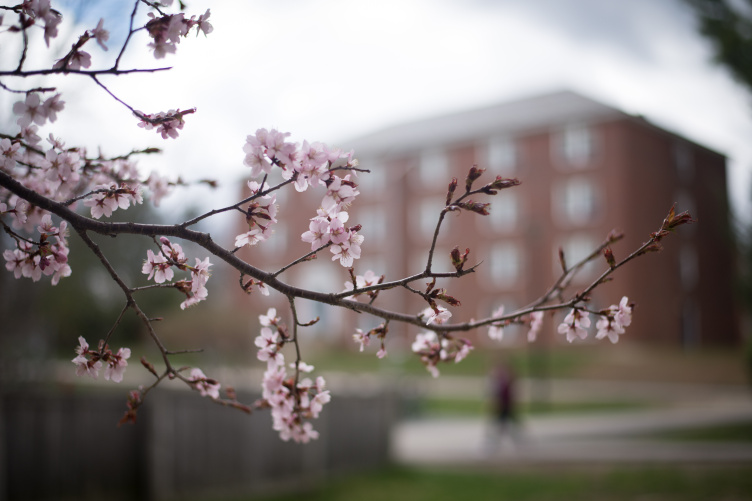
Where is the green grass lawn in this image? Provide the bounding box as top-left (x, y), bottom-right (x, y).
top-left (256, 465), bottom-right (752, 501)
top-left (648, 420), bottom-right (752, 442)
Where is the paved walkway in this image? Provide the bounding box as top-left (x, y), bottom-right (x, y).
top-left (392, 384), bottom-right (752, 465)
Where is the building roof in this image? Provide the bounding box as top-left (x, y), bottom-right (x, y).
top-left (346, 90), bottom-right (628, 157)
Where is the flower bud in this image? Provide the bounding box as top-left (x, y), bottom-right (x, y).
top-left (465, 165), bottom-right (484, 192)
top-left (435, 291), bottom-right (461, 307)
top-left (446, 178), bottom-right (458, 205)
top-left (457, 200), bottom-right (490, 215)
top-left (450, 246), bottom-right (470, 272)
top-left (661, 204), bottom-right (696, 233)
top-left (141, 356), bottom-right (158, 377)
top-left (603, 247), bottom-right (616, 269)
top-left (607, 229), bottom-right (624, 243)
top-left (558, 247), bottom-right (567, 272)
top-left (482, 176), bottom-right (521, 194)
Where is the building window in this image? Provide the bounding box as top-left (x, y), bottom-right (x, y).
top-left (484, 136), bottom-right (517, 175)
top-left (556, 123), bottom-right (594, 168)
top-left (418, 149), bottom-right (449, 187)
top-left (297, 264), bottom-right (342, 339)
top-left (673, 141), bottom-right (694, 181)
top-left (555, 233), bottom-right (598, 279)
top-left (674, 190), bottom-right (697, 236)
top-left (411, 246), bottom-right (451, 275)
top-left (679, 245), bottom-right (699, 290)
top-left (357, 206), bottom-right (387, 244)
top-left (553, 177), bottom-right (598, 226)
top-left (260, 221), bottom-right (288, 258)
top-left (488, 242), bottom-right (521, 288)
top-left (681, 297), bottom-right (701, 347)
top-left (358, 159), bottom-right (387, 194)
top-left (411, 196), bottom-right (447, 240)
top-left (481, 190), bottom-right (519, 233)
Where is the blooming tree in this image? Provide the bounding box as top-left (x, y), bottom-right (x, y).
top-left (0, 0), bottom-right (695, 443)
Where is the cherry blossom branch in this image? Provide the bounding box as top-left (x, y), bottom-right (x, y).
top-left (0, 166), bottom-right (689, 337)
top-left (0, 67), bottom-right (172, 77)
top-left (181, 176), bottom-right (293, 228)
top-left (113, 0), bottom-right (143, 70)
top-left (0, 0), bottom-right (695, 440)
top-left (101, 302), bottom-right (130, 349)
top-left (272, 242), bottom-right (331, 277)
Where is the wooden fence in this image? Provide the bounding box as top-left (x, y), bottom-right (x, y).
top-left (0, 385), bottom-right (395, 501)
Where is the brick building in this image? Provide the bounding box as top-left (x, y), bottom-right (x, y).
top-left (236, 90), bottom-right (738, 347)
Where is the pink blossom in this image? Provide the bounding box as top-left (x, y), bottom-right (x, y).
top-left (259, 307), bottom-right (280, 327)
top-left (243, 136), bottom-right (273, 177)
top-left (255, 327), bottom-right (282, 365)
top-left (142, 249), bottom-right (173, 283)
top-left (322, 175), bottom-right (359, 211)
top-left (352, 328), bottom-right (370, 352)
top-left (423, 306), bottom-right (452, 326)
top-left (263, 129), bottom-right (297, 167)
top-left (90, 18), bottom-right (109, 50)
top-left (83, 184), bottom-right (142, 219)
top-left (292, 140), bottom-right (330, 191)
top-left (291, 361), bottom-right (315, 373)
top-left (301, 218), bottom-right (331, 250)
top-left (557, 309), bottom-right (590, 343)
top-left (528, 311), bottom-right (544, 342)
top-left (376, 347), bottom-right (387, 359)
top-left (104, 347), bottom-right (131, 382)
top-left (71, 336), bottom-right (102, 378)
top-left (4, 248), bottom-right (27, 279)
top-left (146, 171), bottom-right (172, 206)
top-left (195, 9), bottom-right (213, 36)
top-left (344, 269), bottom-right (379, 294)
top-left (453, 340), bottom-right (473, 363)
top-left (309, 390), bottom-right (330, 418)
top-left (411, 331), bottom-right (442, 377)
top-left (0, 138), bottom-right (21, 171)
top-left (54, 49), bottom-right (91, 71)
top-left (42, 94), bottom-right (64, 122)
top-left (595, 315), bottom-right (624, 344)
top-left (613, 296), bottom-right (633, 329)
top-left (189, 368), bottom-right (220, 399)
top-left (13, 93), bottom-right (46, 127)
top-left (330, 240), bottom-right (361, 267)
top-left (488, 305), bottom-right (505, 341)
top-left (235, 229), bottom-right (264, 247)
top-left (328, 217), bottom-right (349, 245)
top-left (20, 125), bottom-right (41, 145)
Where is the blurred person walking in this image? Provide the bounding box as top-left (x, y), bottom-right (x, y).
top-left (486, 360), bottom-right (521, 453)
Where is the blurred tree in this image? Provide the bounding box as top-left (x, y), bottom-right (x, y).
top-left (683, 0), bottom-right (752, 370)
top-left (684, 0), bottom-right (752, 94)
top-left (0, 203), bottom-right (174, 365)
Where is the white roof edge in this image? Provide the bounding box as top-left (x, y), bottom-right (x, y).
top-left (346, 90), bottom-right (627, 158)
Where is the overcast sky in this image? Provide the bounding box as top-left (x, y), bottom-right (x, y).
top-left (43, 0), bottom-right (752, 223)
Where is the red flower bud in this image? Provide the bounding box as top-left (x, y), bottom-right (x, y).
top-left (482, 176), bottom-right (521, 194)
top-left (457, 200), bottom-right (490, 215)
top-left (450, 246), bottom-right (470, 272)
top-left (465, 165), bottom-right (485, 192)
top-left (446, 177), bottom-right (458, 205)
top-left (558, 247), bottom-right (567, 272)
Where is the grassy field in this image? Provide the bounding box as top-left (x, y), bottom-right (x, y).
top-left (256, 465), bottom-right (752, 501)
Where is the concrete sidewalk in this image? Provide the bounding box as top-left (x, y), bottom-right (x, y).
top-left (392, 394), bottom-right (752, 465)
